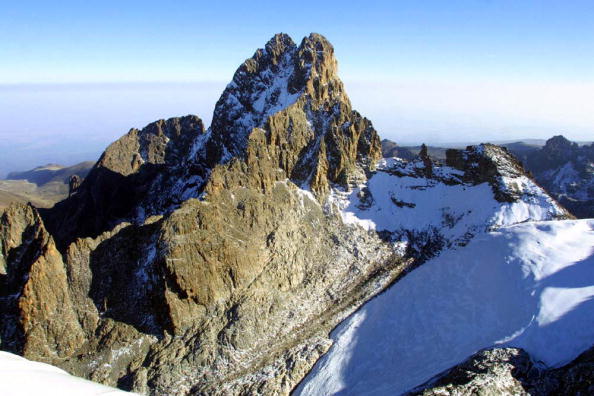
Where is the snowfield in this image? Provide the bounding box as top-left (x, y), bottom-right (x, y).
top-left (328, 158), bottom-right (565, 248)
top-left (296, 219), bottom-right (594, 395)
top-left (0, 352), bottom-right (135, 396)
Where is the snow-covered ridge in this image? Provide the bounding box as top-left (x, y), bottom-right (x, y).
top-left (328, 153), bottom-right (566, 255)
top-left (297, 218), bottom-right (594, 395)
top-left (0, 352), bottom-right (136, 396)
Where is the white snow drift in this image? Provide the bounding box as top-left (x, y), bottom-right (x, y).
top-left (297, 219), bottom-right (594, 395)
top-left (0, 352), bottom-right (136, 396)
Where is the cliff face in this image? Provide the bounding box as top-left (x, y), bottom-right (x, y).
top-left (0, 204), bottom-right (85, 362)
top-left (41, 115), bottom-right (207, 248)
top-left (209, 33), bottom-right (381, 196)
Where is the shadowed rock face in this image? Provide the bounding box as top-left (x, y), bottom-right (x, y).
top-left (381, 139), bottom-right (414, 160)
top-left (0, 33), bottom-right (397, 395)
top-left (41, 115), bottom-right (207, 248)
top-left (522, 135), bottom-right (594, 218)
top-left (0, 204), bottom-right (85, 362)
top-left (446, 143), bottom-right (566, 204)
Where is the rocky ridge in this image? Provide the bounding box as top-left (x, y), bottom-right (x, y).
top-left (328, 143), bottom-right (569, 263)
top-left (42, 33), bottom-right (380, 249)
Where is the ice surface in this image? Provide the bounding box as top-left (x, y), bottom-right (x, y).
top-left (296, 219), bottom-right (594, 395)
top-left (0, 351), bottom-right (136, 396)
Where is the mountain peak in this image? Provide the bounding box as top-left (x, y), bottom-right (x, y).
top-left (263, 32), bottom-right (295, 58)
top-left (41, 33), bottom-right (381, 244)
top-left (210, 32), bottom-right (341, 154)
top-left (208, 32), bottom-right (379, 196)
top-left (544, 134), bottom-right (574, 150)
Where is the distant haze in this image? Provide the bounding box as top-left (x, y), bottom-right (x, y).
top-left (1, 78), bottom-right (593, 177)
top-left (0, 82), bottom-right (225, 177)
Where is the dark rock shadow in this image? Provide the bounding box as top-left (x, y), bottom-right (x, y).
top-left (39, 115), bottom-right (208, 251)
top-left (0, 224), bottom-right (45, 354)
top-left (40, 164), bottom-right (163, 250)
top-left (87, 219), bottom-right (171, 337)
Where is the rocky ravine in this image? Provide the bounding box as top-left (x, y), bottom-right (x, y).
top-left (0, 33), bottom-right (581, 395)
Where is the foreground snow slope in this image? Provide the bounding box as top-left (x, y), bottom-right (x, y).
top-left (0, 352), bottom-right (135, 396)
top-left (297, 219), bottom-right (594, 395)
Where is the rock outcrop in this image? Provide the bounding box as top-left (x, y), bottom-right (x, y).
top-left (411, 346), bottom-right (594, 396)
top-left (446, 143), bottom-right (573, 206)
top-left (208, 33), bottom-right (381, 196)
top-left (0, 203), bottom-right (85, 362)
top-left (41, 115), bottom-right (207, 248)
top-left (381, 139), bottom-right (416, 160)
top-left (42, 33), bottom-right (381, 249)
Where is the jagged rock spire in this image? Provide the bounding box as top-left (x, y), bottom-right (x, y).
top-left (208, 32), bottom-right (381, 196)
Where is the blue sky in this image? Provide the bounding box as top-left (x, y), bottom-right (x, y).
top-left (1, 1), bottom-right (594, 174)
top-left (3, 1), bottom-right (594, 84)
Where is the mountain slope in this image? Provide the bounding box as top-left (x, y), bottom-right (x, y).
top-left (41, 33), bottom-right (380, 248)
top-left (1, 33), bottom-right (395, 395)
top-left (297, 219), bottom-right (594, 395)
top-left (329, 144), bottom-right (568, 261)
top-left (6, 162), bottom-right (94, 186)
top-left (0, 161), bottom-right (93, 209)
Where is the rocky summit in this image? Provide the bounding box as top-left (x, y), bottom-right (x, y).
top-left (0, 33), bottom-right (592, 396)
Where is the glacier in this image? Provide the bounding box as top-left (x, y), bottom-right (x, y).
top-left (296, 219), bottom-right (594, 395)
